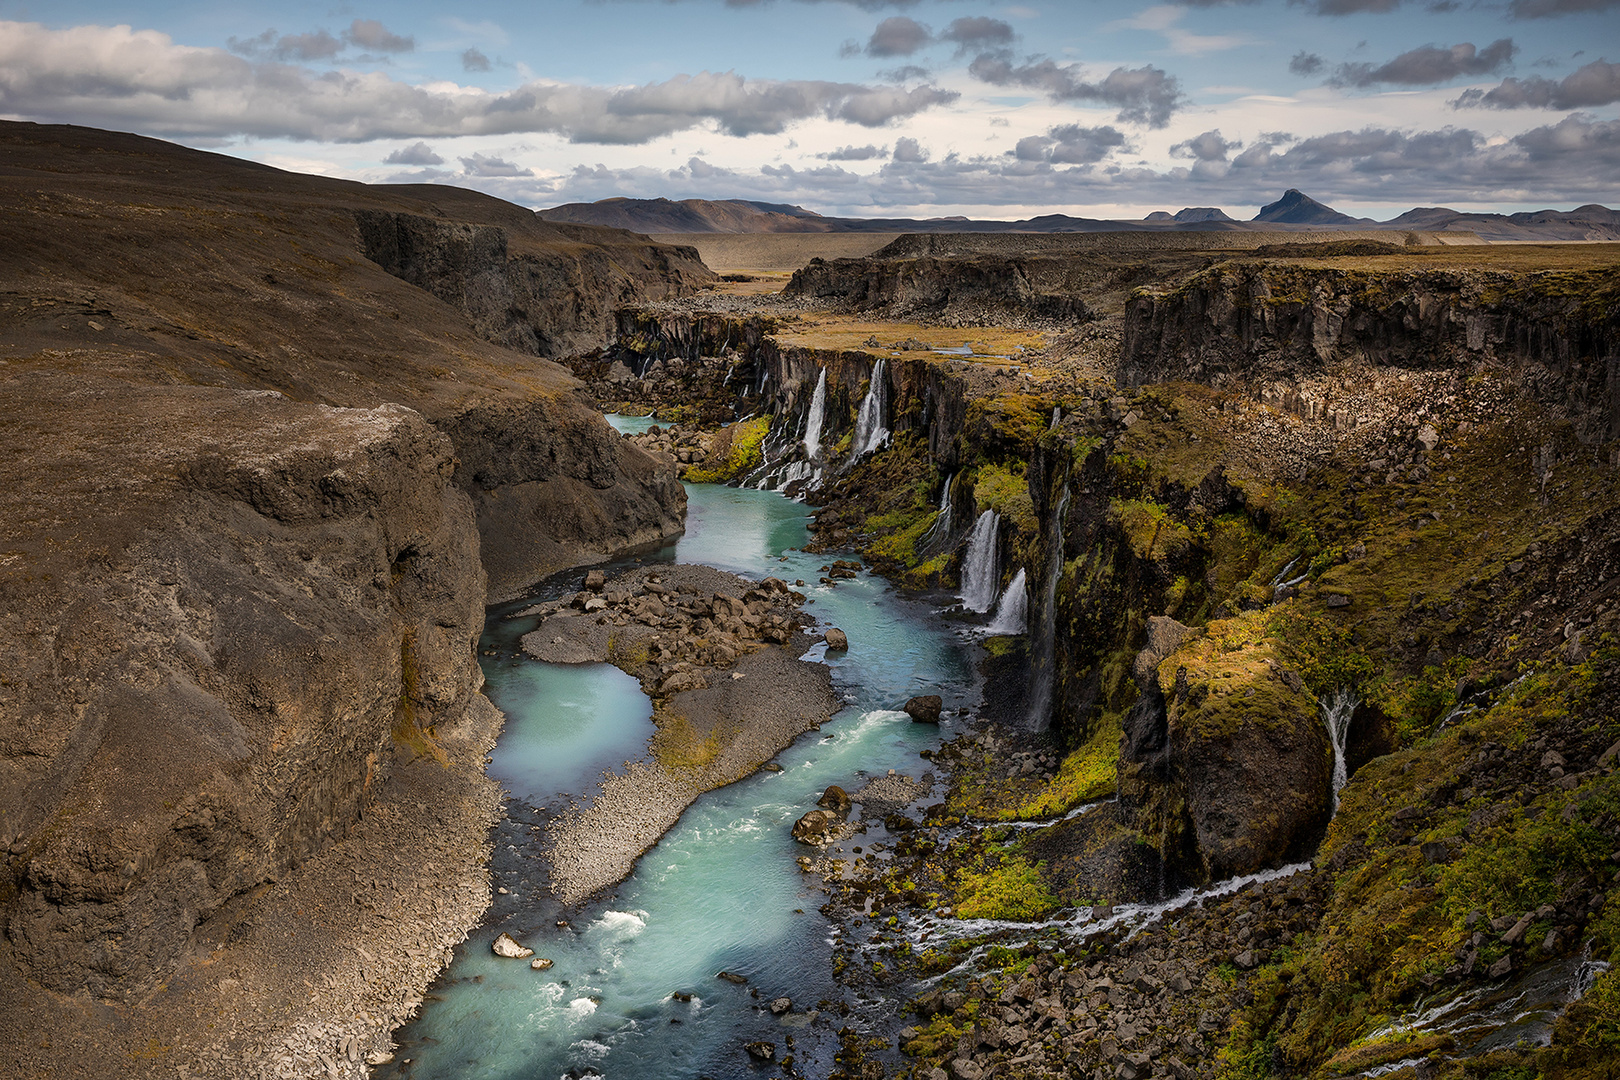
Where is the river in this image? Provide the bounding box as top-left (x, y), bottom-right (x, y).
top-left (381, 474), bottom-right (982, 1079)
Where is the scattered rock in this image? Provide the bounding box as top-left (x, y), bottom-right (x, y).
top-left (492, 933), bottom-right (533, 959)
top-left (530, 958), bottom-right (554, 971)
top-left (817, 785), bottom-right (852, 813)
top-left (824, 627), bottom-right (849, 650)
top-left (770, 997), bottom-right (792, 1015)
top-left (744, 1041), bottom-right (776, 1060)
top-left (584, 569), bottom-right (606, 592)
top-left (717, 971), bottom-right (749, 985)
top-left (1325, 593), bottom-right (1351, 608)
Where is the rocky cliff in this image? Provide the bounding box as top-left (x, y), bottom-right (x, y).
top-left (0, 121), bottom-right (710, 1074)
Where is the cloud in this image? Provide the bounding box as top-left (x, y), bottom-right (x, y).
top-left (0, 22), bottom-right (958, 143)
top-left (1294, 0), bottom-right (1405, 13)
top-left (385, 141), bottom-right (443, 165)
top-left (877, 64), bottom-right (932, 81)
top-left (1111, 6), bottom-right (1253, 55)
top-left (892, 135), bottom-right (929, 161)
top-left (1331, 39), bottom-right (1517, 87)
top-left (1453, 58), bottom-right (1620, 109)
top-left (1508, 0), bottom-right (1620, 16)
top-left (462, 48), bottom-right (492, 73)
top-left (342, 19), bottom-right (413, 54)
top-left (820, 143), bottom-right (887, 159)
top-left (969, 51), bottom-right (1184, 126)
top-left (459, 152), bottom-right (531, 177)
top-left (1170, 129), bottom-right (1241, 160)
top-left (228, 29), bottom-right (343, 62)
top-left (520, 112), bottom-right (1618, 218)
top-left (863, 16), bottom-right (932, 57)
top-left (1290, 51), bottom-right (1325, 75)
top-left (1014, 124), bottom-right (1129, 164)
top-left (939, 17), bottom-right (1015, 55)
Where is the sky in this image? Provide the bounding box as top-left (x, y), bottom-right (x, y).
top-left (0, 0), bottom-right (1615, 220)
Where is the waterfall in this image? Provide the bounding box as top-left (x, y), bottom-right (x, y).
top-left (1323, 689), bottom-right (1358, 814)
top-left (960, 510), bottom-right (1001, 613)
top-left (803, 368), bottom-right (827, 459)
top-left (921, 473), bottom-right (955, 550)
top-left (1027, 487), bottom-right (1070, 731)
top-left (1050, 406), bottom-right (1061, 429)
top-left (985, 569), bottom-right (1028, 635)
top-left (850, 360), bottom-right (889, 458)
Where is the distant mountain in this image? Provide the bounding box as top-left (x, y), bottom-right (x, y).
top-left (1386, 204), bottom-right (1620, 242)
top-left (1253, 189), bottom-right (1368, 226)
top-left (537, 191), bottom-right (1616, 241)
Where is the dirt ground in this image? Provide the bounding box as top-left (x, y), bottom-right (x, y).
top-left (651, 232), bottom-right (902, 273)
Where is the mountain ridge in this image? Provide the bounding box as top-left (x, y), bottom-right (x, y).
top-left (537, 193), bottom-right (1620, 242)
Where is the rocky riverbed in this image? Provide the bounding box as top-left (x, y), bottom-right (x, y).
top-left (516, 563), bottom-right (840, 903)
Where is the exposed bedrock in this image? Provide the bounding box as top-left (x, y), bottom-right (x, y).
top-left (783, 252), bottom-right (1093, 322)
top-left (353, 209), bottom-right (713, 360)
top-left (1123, 262), bottom-right (1620, 443)
top-left (0, 374), bottom-right (484, 1000)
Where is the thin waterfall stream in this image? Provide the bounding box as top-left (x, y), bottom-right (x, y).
top-left (959, 510), bottom-right (1000, 614)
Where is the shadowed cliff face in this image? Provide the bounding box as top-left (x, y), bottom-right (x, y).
top-left (0, 121), bottom-right (705, 1015)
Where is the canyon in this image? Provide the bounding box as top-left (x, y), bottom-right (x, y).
top-left (3, 119), bottom-right (1619, 1080)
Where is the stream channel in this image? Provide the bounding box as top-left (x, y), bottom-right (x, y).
top-left (384, 423), bottom-right (983, 1079)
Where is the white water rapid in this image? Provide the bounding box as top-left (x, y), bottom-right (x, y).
top-left (985, 568), bottom-right (1028, 635)
top-left (960, 510), bottom-right (1001, 613)
top-left (1323, 688), bottom-right (1358, 814)
top-left (851, 360), bottom-right (889, 457)
top-left (803, 367), bottom-right (827, 459)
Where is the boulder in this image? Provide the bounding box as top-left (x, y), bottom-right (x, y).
top-left (530, 957), bottom-right (554, 971)
top-left (1132, 616), bottom-right (1193, 687)
top-left (717, 970), bottom-right (748, 985)
top-left (791, 809), bottom-right (840, 845)
top-left (770, 997), bottom-right (792, 1015)
top-left (824, 627), bottom-right (849, 651)
top-left (903, 695), bottom-right (943, 724)
top-left (744, 1042), bottom-right (776, 1061)
top-left (817, 785), bottom-right (852, 813)
top-left (1131, 626), bottom-right (1331, 880)
top-left (584, 569), bottom-right (606, 592)
top-left (492, 933), bottom-right (533, 959)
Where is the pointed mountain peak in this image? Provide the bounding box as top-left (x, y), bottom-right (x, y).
top-left (1252, 189), bottom-right (1363, 225)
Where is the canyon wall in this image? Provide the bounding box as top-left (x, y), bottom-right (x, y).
top-left (0, 120), bottom-right (708, 1062)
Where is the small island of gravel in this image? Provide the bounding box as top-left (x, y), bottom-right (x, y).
top-left (517, 563), bottom-right (840, 903)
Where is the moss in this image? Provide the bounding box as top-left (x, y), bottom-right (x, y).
top-left (1112, 497), bottom-right (1194, 563)
top-left (685, 415), bottom-right (770, 483)
top-left (953, 848), bottom-right (1058, 920)
top-left (1006, 712), bottom-right (1121, 819)
top-left (650, 711), bottom-right (721, 771)
top-left (973, 461), bottom-right (1036, 530)
top-left (1163, 611), bottom-right (1318, 740)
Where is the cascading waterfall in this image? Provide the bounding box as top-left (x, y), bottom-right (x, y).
top-left (1026, 487), bottom-right (1070, 731)
top-left (850, 360), bottom-right (889, 458)
top-left (921, 473), bottom-right (955, 550)
top-left (1050, 406), bottom-right (1061, 429)
top-left (985, 568), bottom-right (1028, 635)
top-left (1323, 688), bottom-right (1358, 814)
top-left (803, 367), bottom-right (827, 459)
top-left (959, 510), bottom-right (1001, 614)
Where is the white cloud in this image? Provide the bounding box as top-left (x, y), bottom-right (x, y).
top-left (0, 21), bottom-right (957, 145)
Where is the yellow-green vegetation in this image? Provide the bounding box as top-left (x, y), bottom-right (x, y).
top-left (650, 711), bottom-right (721, 771)
top-left (904, 998), bottom-right (982, 1059)
top-left (1010, 713), bottom-right (1121, 820)
top-left (953, 847), bottom-right (1059, 920)
top-left (685, 415), bottom-right (770, 483)
top-left (967, 392), bottom-right (1070, 459)
top-left (1162, 610), bottom-right (1319, 739)
top-left (973, 461), bottom-right (1036, 533)
top-left (1565, 965), bottom-right (1620, 1049)
top-left (392, 630), bottom-right (447, 765)
top-left (1215, 653), bottom-right (1620, 1076)
top-left (1112, 498), bottom-right (1194, 563)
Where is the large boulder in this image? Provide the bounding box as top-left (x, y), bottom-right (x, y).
top-left (1125, 619), bottom-right (1331, 881)
top-left (816, 785), bottom-right (852, 813)
top-left (903, 695), bottom-right (943, 723)
top-left (792, 809), bottom-right (841, 845)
